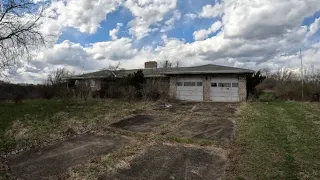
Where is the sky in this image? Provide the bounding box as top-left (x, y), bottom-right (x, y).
top-left (6, 0), bottom-right (320, 84)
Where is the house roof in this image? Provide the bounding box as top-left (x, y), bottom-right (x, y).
top-left (67, 70), bottom-right (115, 79)
top-left (68, 64), bottom-right (253, 79)
top-left (164, 64), bottom-right (254, 75)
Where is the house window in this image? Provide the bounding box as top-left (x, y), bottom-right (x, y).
top-left (177, 82), bottom-right (183, 86)
top-left (184, 82), bottom-right (196, 86)
top-left (232, 83), bottom-right (239, 87)
top-left (211, 83), bottom-right (217, 87)
top-left (197, 82), bottom-right (203, 86)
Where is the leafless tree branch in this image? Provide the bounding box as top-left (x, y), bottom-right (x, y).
top-left (0, 0), bottom-right (46, 78)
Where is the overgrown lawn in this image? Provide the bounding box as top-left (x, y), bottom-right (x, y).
top-left (230, 102), bottom-right (320, 180)
top-left (0, 99), bottom-right (151, 152)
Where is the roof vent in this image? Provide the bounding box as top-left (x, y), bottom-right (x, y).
top-left (144, 61), bottom-right (157, 69)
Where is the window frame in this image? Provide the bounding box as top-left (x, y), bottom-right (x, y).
top-left (211, 83), bottom-right (217, 87)
top-left (232, 83), bottom-right (239, 87)
top-left (218, 83), bottom-right (231, 87)
top-left (184, 82), bottom-right (196, 86)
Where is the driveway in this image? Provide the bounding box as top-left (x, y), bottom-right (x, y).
top-left (8, 102), bottom-right (238, 180)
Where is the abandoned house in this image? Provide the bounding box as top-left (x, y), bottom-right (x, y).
top-left (67, 61), bottom-right (254, 102)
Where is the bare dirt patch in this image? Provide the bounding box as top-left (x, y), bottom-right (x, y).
top-left (109, 115), bottom-right (170, 132)
top-left (169, 103), bottom-right (238, 143)
top-left (171, 118), bottom-right (235, 142)
top-left (192, 103), bottom-right (238, 116)
top-left (8, 134), bottom-right (133, 180)
top-left (99, 144), bottom-right (227, 180)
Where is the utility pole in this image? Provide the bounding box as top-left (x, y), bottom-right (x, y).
top-left (300, 48), bottom-right (304, 100)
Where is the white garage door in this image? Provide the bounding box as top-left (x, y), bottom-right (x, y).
top-left (176, 78), bottom-right (203, 101)
top-left (210, 77), bottom-right (239, 102)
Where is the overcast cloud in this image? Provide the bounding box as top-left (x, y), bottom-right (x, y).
top-left (5, 0), bottom-right (320, 84)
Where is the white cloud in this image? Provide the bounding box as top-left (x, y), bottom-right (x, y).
top-left (124, 0), bottom-right (177, 39)
top-left (43, 0), bottom-right (122, 35)
top-left (199, 2), bottom-right (224, 18)
top-left (7, 0), bottom-right (320, 84)
top-left (160, 10), bottom-right (181, 32)
top-left (109, 23), bottom-right (123, 40)
top-left (308, 17), bottom-right (320, 37)
top-left (193, 21), bottom-right (223, 41)
top-left (223, 0), bottom-right (320, 40)
top-left (87, 38), bottom-right (138, 61)
top-left (185, 13), bottom-right (197, 20)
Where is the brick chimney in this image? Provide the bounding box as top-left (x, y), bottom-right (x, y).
top-left (144, 61), bottom-right (157, 69)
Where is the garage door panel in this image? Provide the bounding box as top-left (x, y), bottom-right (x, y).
top-left (210, 90), bottom-right (238, 95)
top-left (210, 88), bottom-right (239, 94)
top-left (211, 94), bottom-right (238, 97)
top-left (211, 96), bottom-right (239, 102)
top-left (178, 92), bottom-right (201, 96)
top-left (176, 78), bottom-right (203, 101)
top-left (210, 77), bottom-right (239, 102)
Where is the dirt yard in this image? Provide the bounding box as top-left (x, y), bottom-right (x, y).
top-left (2, 100), bottom-right (238, 180)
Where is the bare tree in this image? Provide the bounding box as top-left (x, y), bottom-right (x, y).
top-left (107, 61), bottom-right (124, 71)
top-left (0, 0), bottom-right (45, 77)
top-left (46, 68), bottom-right (74, 86)
top-left (173, 59), bottom-right (182, 68)
top-left (159, 56), bottom-right (172, 70)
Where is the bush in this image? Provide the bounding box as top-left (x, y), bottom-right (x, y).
top-left (74, 82), bottom-right (91, 101)
top-left (41, 86), bottom-right (55, 99)
top-left (123, 86), bottom-right (138, 101)
top-left (259, 92), bottom-right (276, 102)
top-left (246, 71), bottom-right (266, 98)
top-left (60, 87), bottom-right (76, 105)
top-left (13, 93), bottom-right (24, 103)
top-left (257, 68), bottom-right (320, 101)
top-left (141, 80), bottom-right (169, 101)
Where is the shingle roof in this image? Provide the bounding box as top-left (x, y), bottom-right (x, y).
top-left (68, 70), bottom-right (115, 79)
top-left (113, 68), bottom-right (165, 78)
top-left (164, 64), bottom-right (254, 75)
top-left (68, 64), bottom-right (253, 79)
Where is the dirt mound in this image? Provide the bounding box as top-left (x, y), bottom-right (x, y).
top-left (8, 135), bottom-right (133, 180)
top-left (110, 115), bottom-right (169, 132)
top-left (99, 144), bottom-right (226, 180)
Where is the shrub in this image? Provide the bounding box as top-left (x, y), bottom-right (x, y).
top-left (141, 80), bottom-right (169, 101)
top-left (123, 86), bottom-right (138, 101)
top-left (259, 92), bottom-right (276, 102)
top-left (13, 93), bottom-right (24, 103)
top-left (257, 68), bottom-right (320, 101)
top-left (246, 71), bottom-right (266, 98)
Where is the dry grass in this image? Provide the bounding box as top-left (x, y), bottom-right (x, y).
top-left (0, 99), bottom-right (152, 152)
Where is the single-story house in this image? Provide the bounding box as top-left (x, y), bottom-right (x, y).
top-left (67, 61), bottom-right (254, 102)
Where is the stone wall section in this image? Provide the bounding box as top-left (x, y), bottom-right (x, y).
top-left (238, 75), bottom-right (247, 102)
top-left (169, 76), bottom-right (177, 99)
top-left (203, 76), bottom-right (211, 102)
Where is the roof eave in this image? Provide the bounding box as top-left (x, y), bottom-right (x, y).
top-left (65, 76), bottom-right (114, 80)
top-left (163, 70), bottom-right (254, 75)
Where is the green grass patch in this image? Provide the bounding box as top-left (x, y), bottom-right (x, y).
top-left (258, 92), bottom-right (276, 102)
top-left (0, 99), bottom-right (65, 150)
top-left (230, 102), bottom-right (320, 180)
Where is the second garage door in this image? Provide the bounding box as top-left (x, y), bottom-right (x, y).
top-left (210, 77), bottom-right (239, 102)
top-left (176, 78), bottom-right (203, 101)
